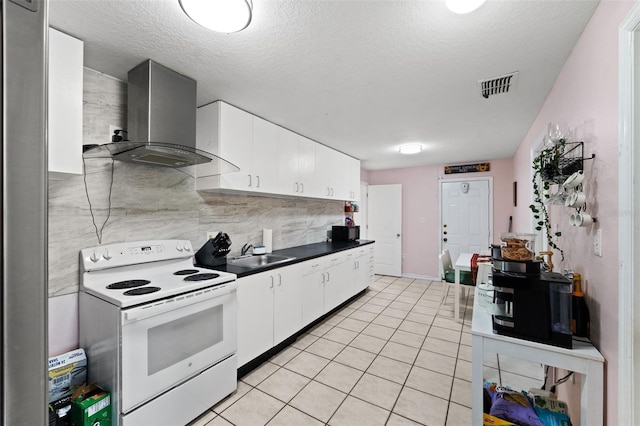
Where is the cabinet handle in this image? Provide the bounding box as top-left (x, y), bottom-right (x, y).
top-left (327, 272), bottom-right (330, 282)
top-left (270, 276), bottom-right (274, 289)
top-left (331, 188), bottom-right (334, 196)
top-left (278, 274), bottom-right (282, 286)
top-left (248, 175), bottom-right (252, 187)
top-left (256, 175), bottom-right (260, 188)
top-left (295, 182), bottom-right (299, 193)
top-left (300, 182), bottom-right (304, 193)
top-left (321, 273), bottom-right (325, 284)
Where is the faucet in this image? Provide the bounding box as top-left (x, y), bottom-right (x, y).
top-left (241, 243), bottom-right (253, 256)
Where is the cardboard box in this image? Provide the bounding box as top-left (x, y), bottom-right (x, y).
top-left (71, 384), bottom-right (111, 426)
top-left (48, 348), bottom-right (87, 403)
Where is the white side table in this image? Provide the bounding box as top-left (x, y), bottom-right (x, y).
top-left (471, 286), bottom-right (604, 425)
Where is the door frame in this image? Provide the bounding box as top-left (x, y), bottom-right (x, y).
top-left (618, 3), bottom-right (640, 424)
top-left (438, 176), bottom-right (494, 257)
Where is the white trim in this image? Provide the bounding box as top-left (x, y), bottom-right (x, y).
top-left (438, 176), bottom-right (494, 256)
top-left (618, 4), bottom-right (640, 425)
top-left (401, 273), bottom-right (440, 281)
top-left (530, 129), bottom-right (550, 254)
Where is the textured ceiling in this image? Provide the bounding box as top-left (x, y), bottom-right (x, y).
top-left (49, 0), bottom-right (599, 171)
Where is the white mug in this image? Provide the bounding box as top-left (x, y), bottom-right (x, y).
top-left (570, 212), bottom-right (594, 227)
top-left (563, 170), bottom-right (585, 188)
top-left (565, 191), bottom-right (586, 208)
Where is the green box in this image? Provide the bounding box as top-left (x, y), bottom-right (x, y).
top-left (71, 385), bottom-right (111, 426)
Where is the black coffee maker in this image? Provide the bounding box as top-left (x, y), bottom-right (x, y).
top-left (491, 257), bottom-right (573, 349)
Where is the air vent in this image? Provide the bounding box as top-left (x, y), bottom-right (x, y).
top-left (478, 72), bottom-right (519, 99)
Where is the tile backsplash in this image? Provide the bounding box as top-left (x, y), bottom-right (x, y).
top-left (48, 68), bottom-right (343, 297)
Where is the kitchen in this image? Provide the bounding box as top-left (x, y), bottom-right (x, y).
top-left (2, 0), bottom-right (638, 425)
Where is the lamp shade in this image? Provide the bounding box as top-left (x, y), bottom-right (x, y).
top-left (179, 0), bottom-right (253, 33)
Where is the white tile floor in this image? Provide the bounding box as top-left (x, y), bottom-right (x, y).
top-left (189, 275), bottom-right (544, 426)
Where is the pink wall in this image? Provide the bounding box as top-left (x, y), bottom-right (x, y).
top-left (511, 2), bottom-right (634, 423)
top-left (366, 158), bottom-right (513, 278)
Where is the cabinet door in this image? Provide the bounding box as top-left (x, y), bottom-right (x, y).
top-left (48, 28), bottom-right (83, 175)
top-left (297, 136), bottom-right (317, 197)
top-left (324, 252), bottom-right (351, 311)
top-left (218, 103), bottom-right (254, 190)
top-left (301, 260), bottom-right (326, 325)
top-left (315, 144), bottom-right (334, 198)
top-left (273, 264), bottom-right (303, 345)
top-left (237, 273), bottom-right (275, 366)
top-left (277, 128), bottom-right (300, 196)
top-left (345, 156), bottom-right (361, 201)
top-left (252, 116), bottom-right (279, 194)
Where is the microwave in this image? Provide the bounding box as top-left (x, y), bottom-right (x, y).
top-left (332, 225), bottom-right (360, 241)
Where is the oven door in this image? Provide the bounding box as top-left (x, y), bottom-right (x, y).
top-left (120, 283), bottom-right (237, 413)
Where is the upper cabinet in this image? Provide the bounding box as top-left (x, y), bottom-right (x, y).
top-left (196, 102), bottom-right (278, 193)
top-left (316, 144), bottom-right (360, 201)
top-left (196, 100), bottom-right (360, 201)
top-left (48, 28), bottom-right (84, 176)
top-left (277, 130), bottom-right (316, 197)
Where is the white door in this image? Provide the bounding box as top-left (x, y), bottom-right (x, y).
top-left (369, 184), bottom-right (402, 276)
top-left (440, 178), bottom-right (492, 263)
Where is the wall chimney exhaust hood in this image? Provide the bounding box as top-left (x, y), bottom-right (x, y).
top-left (83, 60), bottom-right (239, 177)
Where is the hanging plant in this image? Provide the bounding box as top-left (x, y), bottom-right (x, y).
top-left (529, 139), bottom-right (565, 261)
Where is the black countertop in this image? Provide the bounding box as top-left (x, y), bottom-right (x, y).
top-left (198, 240), bottom-right (375, 278)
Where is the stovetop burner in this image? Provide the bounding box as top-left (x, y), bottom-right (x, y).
top-left (184, 273), bottom-right (220, 282)
top-left (173, 269), bottom-right (200, 276)
top-left (107, 279), bottom-right (151, 290)
top-left (124, 287), bottom-right (161, 296)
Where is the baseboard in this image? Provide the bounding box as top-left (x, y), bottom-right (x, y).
top-left (401, 273), bottom-right (440, 281)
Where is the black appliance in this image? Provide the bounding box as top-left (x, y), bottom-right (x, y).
top-left (491, 258), bottom-right (573, 349)
top-left (332, 225), bottom-right (360, 241)
top-left (195, 232), bottom-right (232, 267)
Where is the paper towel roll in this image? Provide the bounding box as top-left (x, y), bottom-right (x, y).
top-left (263, 229), bottom-right (273, 253)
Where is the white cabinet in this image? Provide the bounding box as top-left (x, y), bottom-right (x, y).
top-left (196, 102), bottom-right (278, 193)
top-left (301, 259), bottom-right (327, 326)
top-left (236, 264), bottom-right (302, 366)
top-left (277, 130), bottom-right (316, 197)
top-left (48, 28), bottom-right (83, 176)
top-left (315, 144), bottom-right (343, 199)
top-left (345, 156), bottom-right (361, 201)
top-left (301, 251), bottom-right (356, 325)
top-left (351, 245), bottom-right (374, 293)
top-left (316, 144), bottom-right (360, 201)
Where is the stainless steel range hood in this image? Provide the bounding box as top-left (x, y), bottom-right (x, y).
top-left (83, 60), bottom-right (239, 176)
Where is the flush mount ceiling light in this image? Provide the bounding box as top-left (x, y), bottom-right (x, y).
top-left (399, 144), bottom-right (423, 155)
top-left (179, 0), bottom-right (253, 33)
top-left (445, 0), bottom-right (487, 14)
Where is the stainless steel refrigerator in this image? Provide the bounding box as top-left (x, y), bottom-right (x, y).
top-left (2, 0), bottom-right (48, 424)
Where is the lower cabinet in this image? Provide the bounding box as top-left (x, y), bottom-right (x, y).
top-left (237, 263), bottom-right (302, 367)
top-left (237, 244), bottom-right (375, 368)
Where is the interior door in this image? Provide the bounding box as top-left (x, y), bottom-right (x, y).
top-left (368, 184), bottom-right (402, 276)
top-left (440, 179), bottom-right (492, 262)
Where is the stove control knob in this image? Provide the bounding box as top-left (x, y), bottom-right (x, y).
top-left (103, 249), bottom-right (112, 260)
top-left (176, 243), bottom-right (184, 252)
top-left (183, 243), bottom-right (191, 252)
top-left (89, 251), bottom-right (100, 263)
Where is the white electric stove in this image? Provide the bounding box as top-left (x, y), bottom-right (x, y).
top-left (79, 240), bottom-right (238, 426)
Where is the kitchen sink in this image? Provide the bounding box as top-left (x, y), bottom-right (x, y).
top-left (227, 254), bottom-right (296, 269)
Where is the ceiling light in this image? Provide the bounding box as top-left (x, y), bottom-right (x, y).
top-left (445, 0), bottom-right (487, 14)
top-left (179, 0), bottom-right (253, 33)
top-left (399, 144), bottom-right (423, 155)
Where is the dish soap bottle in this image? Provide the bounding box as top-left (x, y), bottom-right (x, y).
top-left (571, 273), bottom-right (590, 338)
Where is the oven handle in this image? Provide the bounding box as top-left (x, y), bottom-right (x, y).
top-left (123, 283), bottom-right (236, 323)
